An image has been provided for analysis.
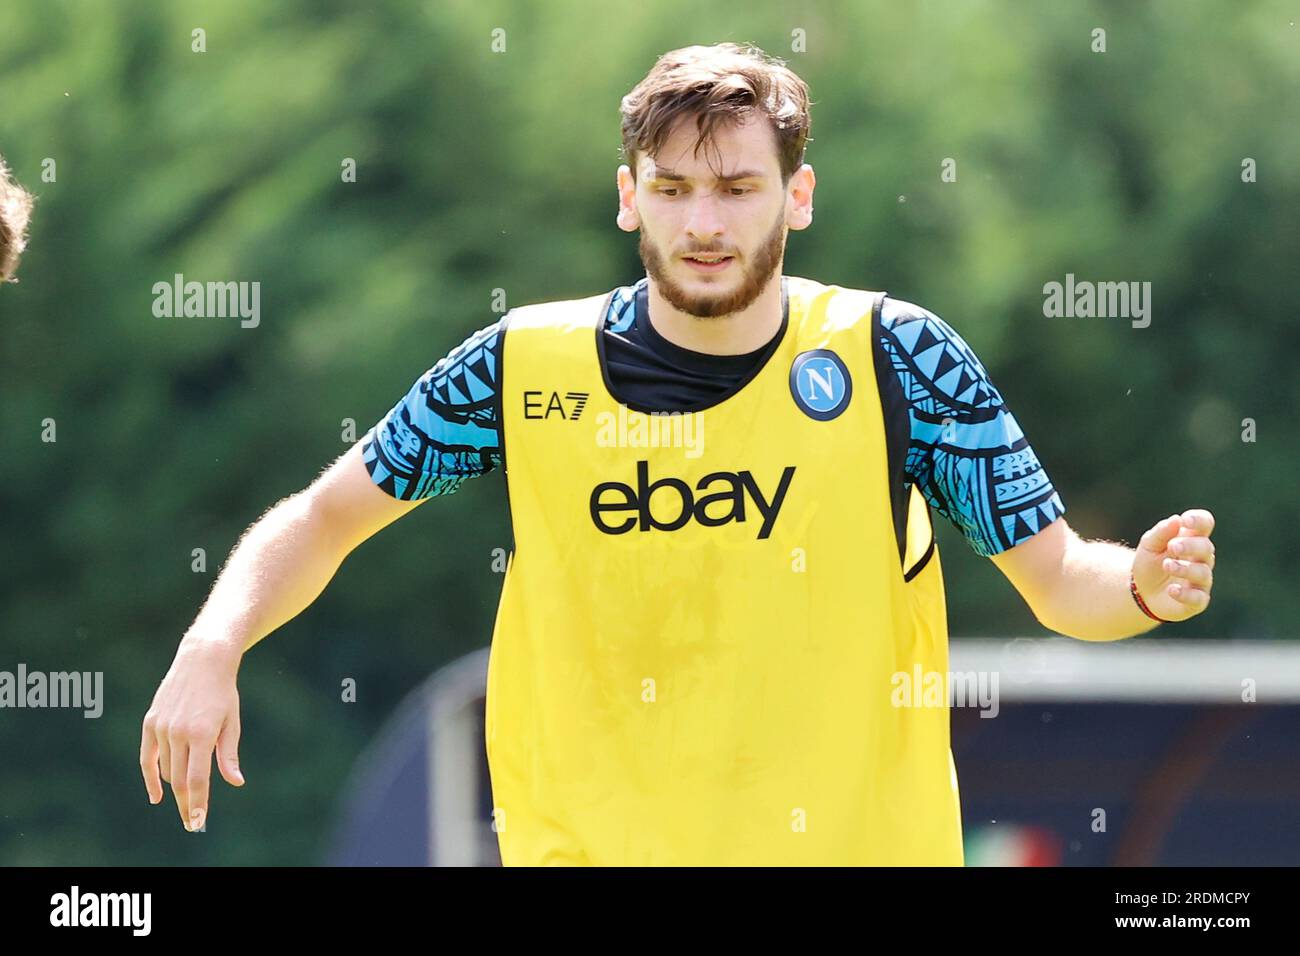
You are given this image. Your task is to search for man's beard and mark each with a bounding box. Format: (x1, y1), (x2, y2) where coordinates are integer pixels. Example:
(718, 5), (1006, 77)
(639, 206), (787, 319)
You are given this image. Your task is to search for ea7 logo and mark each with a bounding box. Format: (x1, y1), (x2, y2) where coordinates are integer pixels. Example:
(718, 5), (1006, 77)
(524, 390), (590, 420)
(590, 460), (796, 539)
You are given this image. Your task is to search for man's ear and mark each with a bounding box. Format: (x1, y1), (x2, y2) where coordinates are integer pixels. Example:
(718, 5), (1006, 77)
(786, 164), (815, 231)
(616, 164), (640, 232)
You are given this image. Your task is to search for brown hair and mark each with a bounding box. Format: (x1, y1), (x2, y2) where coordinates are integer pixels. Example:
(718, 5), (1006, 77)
(0, 156), (36, 283)
(620, 42), (813, 187)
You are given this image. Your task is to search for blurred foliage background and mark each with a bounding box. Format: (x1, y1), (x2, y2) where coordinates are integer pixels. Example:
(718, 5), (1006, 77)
(1, 0), (1296, 864)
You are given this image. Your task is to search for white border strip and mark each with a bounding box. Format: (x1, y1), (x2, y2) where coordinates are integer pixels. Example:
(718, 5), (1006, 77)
(949, 638), (1300, 703)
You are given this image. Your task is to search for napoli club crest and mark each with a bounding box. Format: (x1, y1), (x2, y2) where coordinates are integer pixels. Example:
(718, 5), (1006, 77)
(789, 349), (853, 420)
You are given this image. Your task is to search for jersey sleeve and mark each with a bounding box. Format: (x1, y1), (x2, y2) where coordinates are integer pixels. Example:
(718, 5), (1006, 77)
(879, 296), (1066, 557)
(361, 317), (505, 500)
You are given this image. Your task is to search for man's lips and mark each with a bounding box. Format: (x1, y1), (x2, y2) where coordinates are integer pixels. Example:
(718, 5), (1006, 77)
(681, 254), (735, 272)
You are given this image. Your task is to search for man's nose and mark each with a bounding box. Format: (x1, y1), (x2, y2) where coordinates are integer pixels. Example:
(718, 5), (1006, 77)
(684, 194), (726, 244)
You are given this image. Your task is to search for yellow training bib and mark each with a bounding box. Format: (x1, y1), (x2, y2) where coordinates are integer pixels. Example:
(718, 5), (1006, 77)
(485, 275), (963, 865)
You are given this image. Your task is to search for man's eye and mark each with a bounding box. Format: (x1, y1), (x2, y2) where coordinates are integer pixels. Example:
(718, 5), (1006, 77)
(656, 186), (749, 196)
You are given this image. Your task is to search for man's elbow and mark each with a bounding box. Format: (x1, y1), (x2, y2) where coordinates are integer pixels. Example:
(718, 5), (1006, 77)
(1027, 597), (1078, 639)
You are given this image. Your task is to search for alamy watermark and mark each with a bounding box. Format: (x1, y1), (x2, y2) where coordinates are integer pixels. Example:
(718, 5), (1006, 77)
(595, 405), (705, 458)
(0, 664), (103, 718)
(890, 665), (1000, 718)
(1043, 273), (1151, 328)
(50, 886), (150, 936)
(152, 273), (260, 328)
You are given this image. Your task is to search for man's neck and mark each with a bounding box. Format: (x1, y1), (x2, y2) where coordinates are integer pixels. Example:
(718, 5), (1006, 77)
(645, 274), (785, 356)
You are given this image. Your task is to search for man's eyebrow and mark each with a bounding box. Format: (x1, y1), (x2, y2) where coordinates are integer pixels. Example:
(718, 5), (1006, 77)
(650, 166), (765, 182)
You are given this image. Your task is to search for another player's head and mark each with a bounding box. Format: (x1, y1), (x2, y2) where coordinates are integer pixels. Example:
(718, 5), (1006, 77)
(616, 42), (814, 318)
(0, 155), (36, 285)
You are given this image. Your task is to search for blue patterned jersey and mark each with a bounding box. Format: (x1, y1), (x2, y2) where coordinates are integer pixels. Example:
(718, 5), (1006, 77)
(362, 277), (1065, 557)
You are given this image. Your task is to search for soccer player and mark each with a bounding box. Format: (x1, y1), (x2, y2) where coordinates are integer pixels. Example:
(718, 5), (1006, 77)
(0, 154), (35, 285)
(140, 42), (1216, 864)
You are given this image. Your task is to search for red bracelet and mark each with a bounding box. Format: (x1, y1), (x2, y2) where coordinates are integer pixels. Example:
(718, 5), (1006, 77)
(1130, 572), (1173, 623)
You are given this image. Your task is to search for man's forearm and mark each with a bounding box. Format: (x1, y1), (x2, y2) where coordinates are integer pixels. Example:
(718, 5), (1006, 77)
(184, 492), (350, 656)
(1037, 534), (1160, 641)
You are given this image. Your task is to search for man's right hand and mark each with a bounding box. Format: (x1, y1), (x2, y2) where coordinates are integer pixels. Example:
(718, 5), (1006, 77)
(140, 637), (245, 832)
(137, 441), (429, 833)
